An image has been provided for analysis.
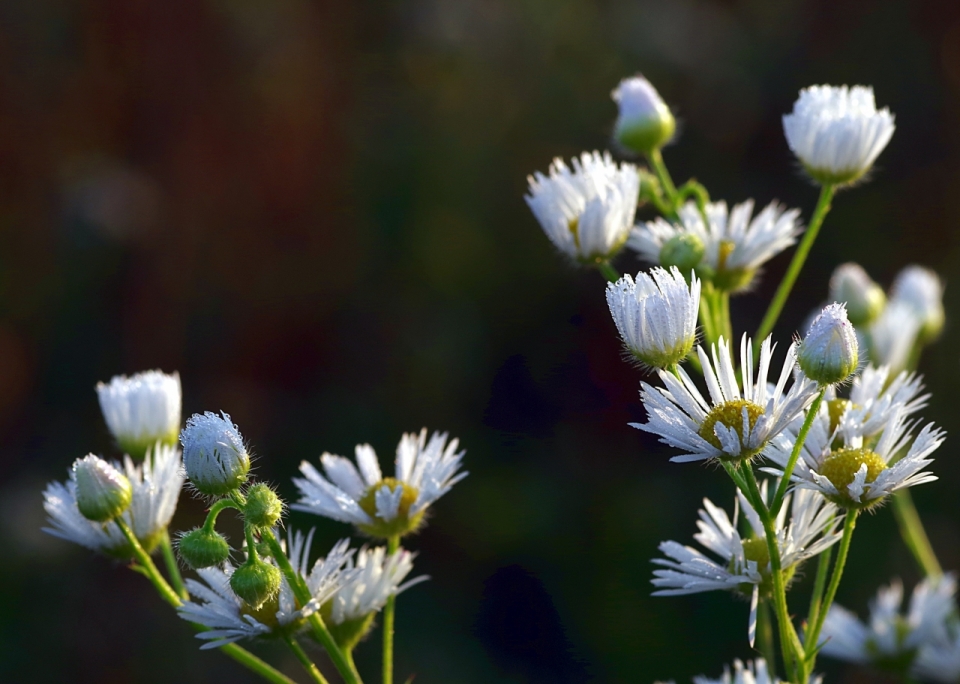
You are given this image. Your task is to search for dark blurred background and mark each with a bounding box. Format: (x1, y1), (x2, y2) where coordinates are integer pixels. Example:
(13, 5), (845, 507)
(2, 0), (960, 682)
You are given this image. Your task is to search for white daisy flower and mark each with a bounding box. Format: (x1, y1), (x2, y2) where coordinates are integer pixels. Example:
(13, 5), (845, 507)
(915, 631), (960, 683)
(180, 411), (251, 496)
(322, 546), (428, 650)
(96, 370), (181, 459)
(628, 199), (802, 292)
(891, 265), (944, 343)
(178, 530), (354, 649)
(293, 428), (467, 539)
(782, 85), (895, 186)
(611, 75), (676, 155)
(636, 334), (819, 462)
(525, 151), (640, 263)
(765, 404), (943, 509)
(819, 574), (957, 675)
(652, 482), (841, 645)
(43, 443), (185, 557)
(844, 364), (928, 438)
(691, 658), (821, 684)
(867, 298), (923, 374)
(829, 263), (885, 326)
(605, 266), (700, 369)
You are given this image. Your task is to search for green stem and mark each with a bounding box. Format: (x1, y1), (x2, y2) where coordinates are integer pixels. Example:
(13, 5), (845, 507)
(383, 535), (400, 684)
(205, 498), (242, 531)
(718, 290), (732, 342)
(159, 529), (189, 600)
(755, 184), (836, 353)
(647, 149), (678, 206)
(263, 530), (363, 684)
(892, 489), (942, 578)
(699, 289), (718, 347)
(805, 511), (858, 664)
(597, 261), (620, 283)
(756, 599), (776, 673)
(771, 389), (826, 516)
(116, 519), (295, 684)
(720, 461), (748, 497)
(805, 545), (833, 641)
(741, 467), (804, 678)
(285, 635), (330, 684)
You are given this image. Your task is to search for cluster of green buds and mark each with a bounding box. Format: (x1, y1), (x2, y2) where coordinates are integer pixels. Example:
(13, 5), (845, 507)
(177, 412), (285, 609)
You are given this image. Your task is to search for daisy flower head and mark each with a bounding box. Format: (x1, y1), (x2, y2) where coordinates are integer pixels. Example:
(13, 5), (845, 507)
(783, 85), (895, 186)
(628, 199), (802, 293)
(43, 443), (186, 558)
(829, 262), (885, 327)
(636, 334), (819, 463)
(323, 546), (427, 651)
(293, 428), (467, 539)
(96, 370), (181, 459)
(765, 403), (943, 510)
(914, 630), (960, 683)
(797, 302), (859, 386)
(891, 265), (944, 343)
(819, 574), (957, 676)
(178, 530), (355, 649)
(611, 75), (676, 156)
(524, 151), (640, 264)
(605, 266), (700, 370)
(180, 411), (251, 497)
(652, 481), (841, 646)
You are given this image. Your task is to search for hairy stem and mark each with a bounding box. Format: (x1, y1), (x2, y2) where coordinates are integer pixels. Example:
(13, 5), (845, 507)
(805, 511), (858, 666)
(771, 389), (826, 516)
(597, 261), (620, 283)
(158, 529), (189, 600)
(285, 635), (330, 684)
(383, 535), (401, 684)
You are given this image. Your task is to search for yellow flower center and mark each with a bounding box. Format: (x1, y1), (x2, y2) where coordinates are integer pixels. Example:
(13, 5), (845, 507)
(713, 239), (756, 292)
(356, 478), (425, 539)
(730, 537), (796, 598)
(698, 399), (765, 460)
(818, 447), (888, 508)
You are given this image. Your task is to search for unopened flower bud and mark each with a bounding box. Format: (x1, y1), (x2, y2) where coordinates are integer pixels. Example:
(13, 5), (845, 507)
(96, 370), (182, 460)
(659, 233), (705, 273)
(178, 527), (231, 569)
(829, 263), (885, 326)
(798, 303), (859, 385)
(180, 412), (251, 496)
(73, 455), (133, 522)
(891, 265), (944, 344)
(612, 76), (676, 156)
(230, 556), (281, 609)
(244, 483), (283, 529)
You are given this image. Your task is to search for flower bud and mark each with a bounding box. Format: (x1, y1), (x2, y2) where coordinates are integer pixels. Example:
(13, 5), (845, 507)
(612, 76), (676, 156)
(180, 412), (251, 496)
(829, 263), (885, 327)
(658, 233), (704, 273)
(798, 303), (859, 385)
(178, 527), (231, 569)
(891, 265), (944, 344)
(73, 455), (133, 523)
(244, 483), (283, 529)
(230, 556), (281, 609)
(96, 370), (181, 460)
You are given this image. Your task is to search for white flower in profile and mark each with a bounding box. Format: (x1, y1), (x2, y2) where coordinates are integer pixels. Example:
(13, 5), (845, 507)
(765, 404), (943, 510)
(293, 429), (467, 539)
(636, 334), (818, 462)
(652, 482), (841, 646)
(691, 658), (820, 684)
(915, 631), (960, 683)
(178, 531), (354, 649)
(891, 265), (944, 343)
(844, 364), (928, 438)
(96, 370), (181, 459)
(180, 411), (251, 496)
(43, 443), (185, 557)
(611, 75), (676, 155)
(525, 151), (640, 263)
(867, 298), (923, 373)
(628, 200), (801, 292)
(783, 85), (895, 186)
(818, 575), (957, 675)
(797, 303), (859, 386)
(605, 266), (700, 369)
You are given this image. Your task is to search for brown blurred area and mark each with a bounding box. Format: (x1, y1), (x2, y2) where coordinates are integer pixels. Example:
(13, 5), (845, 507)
(4, 0), (960, 682)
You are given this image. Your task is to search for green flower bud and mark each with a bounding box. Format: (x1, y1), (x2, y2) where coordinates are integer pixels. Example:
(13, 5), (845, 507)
(659, 233), (705, 274)
(244, 483), (283, 529)
(178, 527), (231, 569)
(73, 455), (133, 523)
(612, 76), (676, 156)
(798, 303), (859, 386)
(231, 556), (282, 609)
(829, 263), (885, 327)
